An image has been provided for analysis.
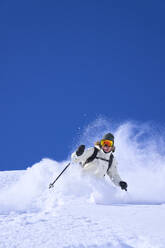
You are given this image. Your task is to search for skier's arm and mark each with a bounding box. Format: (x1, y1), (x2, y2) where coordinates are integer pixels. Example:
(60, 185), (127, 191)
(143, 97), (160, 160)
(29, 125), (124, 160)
(71, 146), (95, 166)
(107, 158), (122, 187)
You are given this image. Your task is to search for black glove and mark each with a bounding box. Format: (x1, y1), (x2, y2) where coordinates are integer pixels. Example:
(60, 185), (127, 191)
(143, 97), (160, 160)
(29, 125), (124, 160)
(76, 145), (85, 156)
(119, 181), (128, 191)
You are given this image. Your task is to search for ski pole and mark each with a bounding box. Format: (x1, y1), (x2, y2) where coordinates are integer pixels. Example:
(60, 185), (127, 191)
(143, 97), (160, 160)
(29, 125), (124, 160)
(49, 162), (71, 189)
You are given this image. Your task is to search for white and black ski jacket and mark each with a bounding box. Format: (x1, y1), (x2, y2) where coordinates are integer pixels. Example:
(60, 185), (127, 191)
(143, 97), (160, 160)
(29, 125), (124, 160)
(71, 145), (123, 187)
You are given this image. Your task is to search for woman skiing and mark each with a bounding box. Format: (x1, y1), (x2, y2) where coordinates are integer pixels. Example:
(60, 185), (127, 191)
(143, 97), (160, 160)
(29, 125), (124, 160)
(71, 133), (128, 191)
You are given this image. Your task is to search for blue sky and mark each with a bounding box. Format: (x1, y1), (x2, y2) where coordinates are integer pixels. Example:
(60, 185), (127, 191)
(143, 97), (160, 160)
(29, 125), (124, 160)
(0, 0), (165, 170)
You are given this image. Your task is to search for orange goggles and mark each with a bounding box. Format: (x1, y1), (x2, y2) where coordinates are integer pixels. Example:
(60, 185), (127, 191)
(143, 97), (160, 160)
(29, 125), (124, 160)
(101, 139), (114, 147)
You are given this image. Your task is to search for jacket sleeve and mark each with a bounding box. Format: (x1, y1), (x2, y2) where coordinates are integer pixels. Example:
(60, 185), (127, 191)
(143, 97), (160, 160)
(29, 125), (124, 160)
(107, 157), (122, 186)
(71, 147), (95, 166)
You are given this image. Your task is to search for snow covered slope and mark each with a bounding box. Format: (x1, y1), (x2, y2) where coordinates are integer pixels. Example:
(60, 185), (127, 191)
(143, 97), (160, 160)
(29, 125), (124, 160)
(0, 121), (165, 248)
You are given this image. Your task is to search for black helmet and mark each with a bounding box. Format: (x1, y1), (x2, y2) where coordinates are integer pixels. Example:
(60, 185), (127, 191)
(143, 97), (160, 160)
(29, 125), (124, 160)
(102, 133), (114, 143)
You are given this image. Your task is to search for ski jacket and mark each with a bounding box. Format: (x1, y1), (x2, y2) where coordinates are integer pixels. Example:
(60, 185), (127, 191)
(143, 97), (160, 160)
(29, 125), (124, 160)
(71, 145), (122, 187)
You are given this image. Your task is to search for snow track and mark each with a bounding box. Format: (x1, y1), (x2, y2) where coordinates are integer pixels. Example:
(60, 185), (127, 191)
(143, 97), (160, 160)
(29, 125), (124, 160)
(0, 198), (165, 248)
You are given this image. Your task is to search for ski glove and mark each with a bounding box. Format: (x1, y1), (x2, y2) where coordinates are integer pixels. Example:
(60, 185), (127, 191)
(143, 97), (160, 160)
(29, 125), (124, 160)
(76, 145), (85, 156)
(119, 181), (128, 191)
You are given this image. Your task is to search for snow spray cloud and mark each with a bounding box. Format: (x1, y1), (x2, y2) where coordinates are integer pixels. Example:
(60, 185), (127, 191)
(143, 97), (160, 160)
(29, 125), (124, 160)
(76, 118), (165, 204)
(0, 159), (70, 214)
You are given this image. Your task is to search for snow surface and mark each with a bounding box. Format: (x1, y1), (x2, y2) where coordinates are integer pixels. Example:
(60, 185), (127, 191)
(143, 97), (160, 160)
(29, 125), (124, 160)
(0, 121), (165, 248)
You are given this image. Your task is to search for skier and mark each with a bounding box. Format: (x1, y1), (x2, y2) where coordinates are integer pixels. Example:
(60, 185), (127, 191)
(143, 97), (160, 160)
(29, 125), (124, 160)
(71, 133), (128, 191)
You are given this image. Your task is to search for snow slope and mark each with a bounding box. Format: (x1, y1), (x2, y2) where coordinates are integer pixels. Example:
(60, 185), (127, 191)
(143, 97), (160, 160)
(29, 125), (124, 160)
(0, 121), (165, 248)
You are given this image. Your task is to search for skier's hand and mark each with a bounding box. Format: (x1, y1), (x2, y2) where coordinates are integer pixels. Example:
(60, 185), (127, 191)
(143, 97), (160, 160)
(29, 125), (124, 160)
(76, 145), (85, 156)
(119, 181), (128, 191)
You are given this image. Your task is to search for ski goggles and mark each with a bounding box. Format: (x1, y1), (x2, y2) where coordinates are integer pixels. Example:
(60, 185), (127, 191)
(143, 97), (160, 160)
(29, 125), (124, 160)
(101, 139), (114, 147)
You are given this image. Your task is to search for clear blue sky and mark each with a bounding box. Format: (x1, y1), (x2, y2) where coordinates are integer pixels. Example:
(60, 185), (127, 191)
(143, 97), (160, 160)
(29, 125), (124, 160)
(0, 0), (165, 170)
